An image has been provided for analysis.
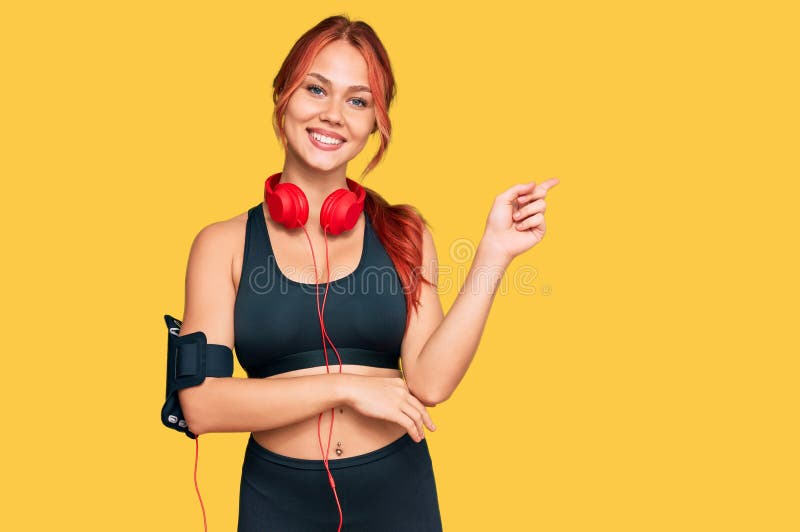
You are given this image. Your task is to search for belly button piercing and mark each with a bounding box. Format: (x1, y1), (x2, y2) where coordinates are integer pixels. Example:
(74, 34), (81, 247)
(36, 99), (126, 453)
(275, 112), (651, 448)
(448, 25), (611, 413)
(336, 441), (343, 456)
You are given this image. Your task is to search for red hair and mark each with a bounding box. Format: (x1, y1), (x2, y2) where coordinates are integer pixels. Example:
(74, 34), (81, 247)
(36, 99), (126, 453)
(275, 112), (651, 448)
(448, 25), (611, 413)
(271, 15), (434, 330)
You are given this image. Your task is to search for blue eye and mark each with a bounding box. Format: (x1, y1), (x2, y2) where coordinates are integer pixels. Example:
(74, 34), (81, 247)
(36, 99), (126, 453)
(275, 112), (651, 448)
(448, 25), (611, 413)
(306, 84), (369, 108)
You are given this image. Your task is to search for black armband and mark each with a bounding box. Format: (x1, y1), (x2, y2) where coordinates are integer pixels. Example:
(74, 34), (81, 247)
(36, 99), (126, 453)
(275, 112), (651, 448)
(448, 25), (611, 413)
(161, 314), (234, 439)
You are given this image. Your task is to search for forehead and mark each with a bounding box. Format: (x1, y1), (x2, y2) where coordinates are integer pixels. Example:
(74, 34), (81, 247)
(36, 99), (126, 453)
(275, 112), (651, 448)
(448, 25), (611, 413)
(307, 40), (370, 87)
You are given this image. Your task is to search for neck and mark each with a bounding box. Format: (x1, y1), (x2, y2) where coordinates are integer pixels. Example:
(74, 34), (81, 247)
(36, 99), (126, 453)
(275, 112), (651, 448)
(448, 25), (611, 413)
(280, 152), (349, 206)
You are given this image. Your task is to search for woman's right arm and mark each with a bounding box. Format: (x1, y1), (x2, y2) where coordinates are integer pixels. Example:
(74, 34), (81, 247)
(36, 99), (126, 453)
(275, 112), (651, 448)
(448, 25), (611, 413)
(175, 220), (350, 436)
(182, 373), (352, 436)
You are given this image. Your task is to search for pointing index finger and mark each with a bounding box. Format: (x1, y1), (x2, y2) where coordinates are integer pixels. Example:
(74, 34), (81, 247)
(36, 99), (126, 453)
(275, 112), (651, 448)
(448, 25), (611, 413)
(532, 177), (560, 197)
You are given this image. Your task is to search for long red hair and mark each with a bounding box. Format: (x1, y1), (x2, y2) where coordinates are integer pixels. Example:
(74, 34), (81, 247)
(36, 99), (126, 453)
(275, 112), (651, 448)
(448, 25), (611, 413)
(271, 15), (434, 330)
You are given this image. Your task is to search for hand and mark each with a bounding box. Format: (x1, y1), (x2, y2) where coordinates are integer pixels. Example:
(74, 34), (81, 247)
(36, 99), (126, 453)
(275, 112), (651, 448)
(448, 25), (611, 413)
(482, 178), (560, 262)
(345, 375), (437, 442)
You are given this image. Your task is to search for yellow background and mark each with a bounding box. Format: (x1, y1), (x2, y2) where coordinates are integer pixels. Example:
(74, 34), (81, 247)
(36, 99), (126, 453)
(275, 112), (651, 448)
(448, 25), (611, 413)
(2, 1), (798, 530)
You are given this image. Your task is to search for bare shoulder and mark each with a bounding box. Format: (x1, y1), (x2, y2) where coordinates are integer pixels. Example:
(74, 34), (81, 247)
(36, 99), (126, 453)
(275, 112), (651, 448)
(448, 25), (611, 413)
(189, 208), (249, 256)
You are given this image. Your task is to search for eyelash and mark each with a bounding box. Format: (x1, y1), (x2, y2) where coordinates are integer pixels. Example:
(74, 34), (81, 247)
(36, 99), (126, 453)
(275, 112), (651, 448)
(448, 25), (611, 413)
(306, 83), (369, 108)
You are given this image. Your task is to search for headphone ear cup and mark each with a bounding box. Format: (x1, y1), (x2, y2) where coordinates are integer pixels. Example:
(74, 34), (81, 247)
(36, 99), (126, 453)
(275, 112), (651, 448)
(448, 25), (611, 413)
(321, 189), (361, 236)
(288, 184), (309, 228)
(268, 182), (309, 229)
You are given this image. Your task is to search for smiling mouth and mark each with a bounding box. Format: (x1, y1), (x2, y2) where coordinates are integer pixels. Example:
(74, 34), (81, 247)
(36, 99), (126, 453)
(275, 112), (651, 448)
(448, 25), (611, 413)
(307, 129), (345, 150)
(308, 130), (344, 146)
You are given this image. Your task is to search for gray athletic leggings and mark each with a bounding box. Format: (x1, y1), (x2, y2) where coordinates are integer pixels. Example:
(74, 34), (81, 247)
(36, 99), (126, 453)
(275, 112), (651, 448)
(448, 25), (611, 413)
(238, 432), (443, 531)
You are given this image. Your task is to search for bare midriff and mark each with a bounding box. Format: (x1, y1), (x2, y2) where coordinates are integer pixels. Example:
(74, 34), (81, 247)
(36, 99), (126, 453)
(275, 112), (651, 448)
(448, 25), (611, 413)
(252, 365), (409, 460)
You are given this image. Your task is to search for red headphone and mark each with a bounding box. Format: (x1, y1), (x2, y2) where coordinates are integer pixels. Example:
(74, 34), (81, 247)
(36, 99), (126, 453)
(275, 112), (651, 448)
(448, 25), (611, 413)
(264, 170), (366, 532)
(264, 171), (365, 235)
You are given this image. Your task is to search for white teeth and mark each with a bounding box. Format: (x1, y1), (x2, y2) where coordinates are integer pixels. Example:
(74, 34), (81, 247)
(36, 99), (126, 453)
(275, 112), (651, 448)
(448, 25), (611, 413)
(310, 131), (343, 145)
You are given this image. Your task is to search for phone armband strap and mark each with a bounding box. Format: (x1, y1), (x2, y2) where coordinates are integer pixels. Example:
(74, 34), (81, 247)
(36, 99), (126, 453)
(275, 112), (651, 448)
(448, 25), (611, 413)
(161, 314), (234, 439)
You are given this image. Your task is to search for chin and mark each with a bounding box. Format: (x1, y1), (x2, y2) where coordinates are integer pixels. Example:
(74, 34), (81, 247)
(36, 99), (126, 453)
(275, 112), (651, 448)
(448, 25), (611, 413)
(302, 144), (357, 171)
(303, 151), (347, 172)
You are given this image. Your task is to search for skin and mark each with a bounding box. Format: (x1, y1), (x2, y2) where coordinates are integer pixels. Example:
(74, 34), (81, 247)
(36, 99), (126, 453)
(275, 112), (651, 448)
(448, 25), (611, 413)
(178, 39), (560, 461)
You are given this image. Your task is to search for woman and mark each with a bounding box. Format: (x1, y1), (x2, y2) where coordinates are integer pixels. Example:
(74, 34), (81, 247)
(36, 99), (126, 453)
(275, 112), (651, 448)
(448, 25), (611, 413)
(177, 15), (559, 531)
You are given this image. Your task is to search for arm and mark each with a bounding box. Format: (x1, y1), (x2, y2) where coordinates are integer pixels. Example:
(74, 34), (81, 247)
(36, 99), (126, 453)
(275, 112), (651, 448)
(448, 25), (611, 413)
(403, 180), (558, 404)
(175, 220), (350, 436)
(402, 226), (510, 406)
(181, 373), (351, 436)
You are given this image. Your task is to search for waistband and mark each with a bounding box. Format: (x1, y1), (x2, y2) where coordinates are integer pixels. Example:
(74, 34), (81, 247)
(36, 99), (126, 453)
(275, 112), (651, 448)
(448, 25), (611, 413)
(245, 432), (416, 471)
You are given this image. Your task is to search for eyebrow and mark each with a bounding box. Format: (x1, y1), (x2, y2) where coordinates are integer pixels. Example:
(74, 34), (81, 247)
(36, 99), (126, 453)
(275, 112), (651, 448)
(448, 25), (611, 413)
(307, 72), (371, 93)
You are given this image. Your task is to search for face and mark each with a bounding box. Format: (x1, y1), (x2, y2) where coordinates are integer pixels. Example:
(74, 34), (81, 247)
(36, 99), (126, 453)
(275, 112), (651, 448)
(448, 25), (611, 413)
(283, 40), (377, 173)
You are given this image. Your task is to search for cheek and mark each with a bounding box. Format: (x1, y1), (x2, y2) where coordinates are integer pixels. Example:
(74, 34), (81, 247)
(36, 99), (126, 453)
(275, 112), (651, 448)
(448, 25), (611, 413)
(347, 126), (372, 151)
(285, 106), (310, 126)
(285, 95), (318, 123)
(351, 113), (377, 138)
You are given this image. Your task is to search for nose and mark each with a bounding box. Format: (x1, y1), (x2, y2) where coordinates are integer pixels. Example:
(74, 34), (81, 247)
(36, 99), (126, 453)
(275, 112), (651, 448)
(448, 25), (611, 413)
(320, 99), (343, 126)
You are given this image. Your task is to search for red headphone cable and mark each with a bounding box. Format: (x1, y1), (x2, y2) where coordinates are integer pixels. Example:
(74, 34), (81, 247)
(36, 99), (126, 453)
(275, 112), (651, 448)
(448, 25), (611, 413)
(189, 435), (208, 532)
(301, 224), (345, 532)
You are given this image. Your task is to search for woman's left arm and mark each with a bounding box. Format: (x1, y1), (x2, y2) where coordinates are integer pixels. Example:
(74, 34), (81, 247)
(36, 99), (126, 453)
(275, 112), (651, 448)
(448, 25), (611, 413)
(402, 178), (560, 406)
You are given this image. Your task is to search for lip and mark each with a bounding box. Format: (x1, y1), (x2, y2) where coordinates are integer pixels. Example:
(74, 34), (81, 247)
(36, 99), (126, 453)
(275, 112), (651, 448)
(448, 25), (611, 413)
(307, 127), (346, 141)
(307, 128), (345, 151)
